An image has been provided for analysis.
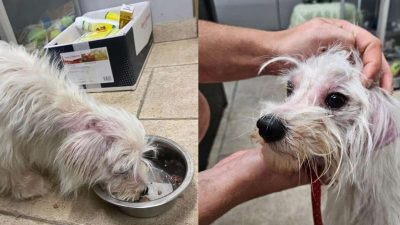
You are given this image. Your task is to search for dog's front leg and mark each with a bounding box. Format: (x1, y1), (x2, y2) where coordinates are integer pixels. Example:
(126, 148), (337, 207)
(0, 168), (51, 199)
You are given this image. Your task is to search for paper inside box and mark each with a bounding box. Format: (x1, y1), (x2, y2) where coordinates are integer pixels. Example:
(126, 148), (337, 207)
(46, 2), (148, 47)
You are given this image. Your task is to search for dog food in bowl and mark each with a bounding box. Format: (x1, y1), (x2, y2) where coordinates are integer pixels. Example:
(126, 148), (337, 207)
(136, 156), (185, 202)
(93, 135), (193, 217)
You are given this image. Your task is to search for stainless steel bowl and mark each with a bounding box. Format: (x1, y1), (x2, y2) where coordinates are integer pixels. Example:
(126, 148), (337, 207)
(93, 135), (194, 218)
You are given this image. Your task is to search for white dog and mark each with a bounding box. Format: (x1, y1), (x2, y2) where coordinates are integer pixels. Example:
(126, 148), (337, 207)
(0, 42), (157, 201)
(256, 47), (400, 225)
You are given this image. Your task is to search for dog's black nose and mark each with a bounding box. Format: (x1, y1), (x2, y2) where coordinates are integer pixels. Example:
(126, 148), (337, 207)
(257, 114), (287, 143)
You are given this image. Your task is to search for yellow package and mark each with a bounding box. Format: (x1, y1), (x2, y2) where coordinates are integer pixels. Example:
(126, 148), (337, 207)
(76, 29), (113, 42)
(119, 4), (134, 28)
(107, 29), (120, 37)
(105, 11), (120, 22)
(84, 22), (114, 32)
(75, 17), (116, 32)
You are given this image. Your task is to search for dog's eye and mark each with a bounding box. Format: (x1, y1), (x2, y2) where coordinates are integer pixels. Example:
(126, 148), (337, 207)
(325, 92), (348, 109)
(287, 81), (294, 96)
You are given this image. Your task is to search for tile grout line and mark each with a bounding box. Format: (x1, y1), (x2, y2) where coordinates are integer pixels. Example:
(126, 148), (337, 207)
(138, 61), (198, 119)
(216, 81), (239, 159)
(136, 68), (154, 118)
(0, 209), (78, 225)
(145, 62), (198, 70)
(153, 36), (197, 44)
(153, 37), (197, 45)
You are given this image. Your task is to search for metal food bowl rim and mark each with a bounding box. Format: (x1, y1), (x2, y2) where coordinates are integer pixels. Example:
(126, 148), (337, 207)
(93, 135), (194, 209)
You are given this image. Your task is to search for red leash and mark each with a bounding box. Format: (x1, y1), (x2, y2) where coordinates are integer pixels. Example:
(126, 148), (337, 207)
(311, 171), (323, 225)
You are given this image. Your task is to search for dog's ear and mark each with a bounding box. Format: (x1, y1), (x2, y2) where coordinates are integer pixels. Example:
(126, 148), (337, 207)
(336, 49), (358, 66)
(368, 88), (398, 150)
(57, 117), (116, 180)
(345, 51), (356, 65)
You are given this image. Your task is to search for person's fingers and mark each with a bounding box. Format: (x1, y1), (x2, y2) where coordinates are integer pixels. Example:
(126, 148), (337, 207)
(315, 19), (355, 49)
(329, 26), (355, 49)
(281, 18), (356, 57)
(330, 20), (393, 91)
(328, 19), (383, 84)
(380, 55), (393, 92)
(360, 42), (383, 87)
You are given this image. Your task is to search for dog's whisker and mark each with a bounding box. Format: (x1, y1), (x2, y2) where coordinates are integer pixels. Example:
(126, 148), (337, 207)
(227, 129), (257, 142)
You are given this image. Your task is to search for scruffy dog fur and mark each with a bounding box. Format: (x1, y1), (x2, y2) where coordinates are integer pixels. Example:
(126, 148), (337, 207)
(256, 47), (400, 225)
(0, 42), (155, 201)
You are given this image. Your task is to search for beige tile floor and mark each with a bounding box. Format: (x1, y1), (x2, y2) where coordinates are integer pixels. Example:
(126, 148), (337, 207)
(0, 215), (49, 225)
(208, 76), (400, 225)
(153, 19), (197, 43)
(0, 38), (198, 225)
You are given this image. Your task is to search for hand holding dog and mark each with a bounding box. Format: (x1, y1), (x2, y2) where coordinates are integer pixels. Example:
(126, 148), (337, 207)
(200, 18), (392, 91)
(276, 18), (392, 91)
(199, 148), (309, 225)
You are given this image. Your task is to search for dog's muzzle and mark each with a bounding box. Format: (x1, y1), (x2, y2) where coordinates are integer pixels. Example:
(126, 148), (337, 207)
(257, 114), (287, 143)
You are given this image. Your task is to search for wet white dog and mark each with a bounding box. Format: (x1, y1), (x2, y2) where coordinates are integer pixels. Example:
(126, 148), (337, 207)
(256, 47), (400, 225)
(0, 42), (157, 201)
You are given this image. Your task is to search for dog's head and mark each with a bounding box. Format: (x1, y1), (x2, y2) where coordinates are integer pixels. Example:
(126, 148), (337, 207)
(256, 47), (398, 185)
(57, 104), (162, 201)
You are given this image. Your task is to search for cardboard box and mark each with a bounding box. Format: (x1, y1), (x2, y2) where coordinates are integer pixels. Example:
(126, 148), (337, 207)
(45, 1), (152, 92)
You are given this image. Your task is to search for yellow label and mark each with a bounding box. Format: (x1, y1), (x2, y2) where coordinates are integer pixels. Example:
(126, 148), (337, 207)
(105, 11), (120, 22)
(83, 22), (114, 32)
(77, 29), (113, 42)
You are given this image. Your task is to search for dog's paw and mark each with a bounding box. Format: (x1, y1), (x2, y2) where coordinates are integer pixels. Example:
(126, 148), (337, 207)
(12, 172), (52, 199)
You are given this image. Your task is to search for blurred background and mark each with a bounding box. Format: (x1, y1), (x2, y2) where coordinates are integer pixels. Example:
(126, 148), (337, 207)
(199, 0), (400, 224)
(0, 0), (194, 51)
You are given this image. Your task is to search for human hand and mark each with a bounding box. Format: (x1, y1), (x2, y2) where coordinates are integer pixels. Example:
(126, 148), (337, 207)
(211, 148), (308, 200)
(199, 148), (308, 225)
(277, 18), (392, 92)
